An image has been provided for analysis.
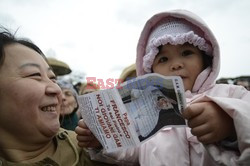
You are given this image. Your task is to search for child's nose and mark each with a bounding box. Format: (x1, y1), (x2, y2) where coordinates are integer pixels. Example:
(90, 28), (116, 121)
(170, 61), (184, 71)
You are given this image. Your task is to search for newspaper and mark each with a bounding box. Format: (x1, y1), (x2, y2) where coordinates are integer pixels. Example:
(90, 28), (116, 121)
(77, 73), (186, 152)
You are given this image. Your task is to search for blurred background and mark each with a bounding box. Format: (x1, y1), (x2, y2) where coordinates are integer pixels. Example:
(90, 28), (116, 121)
(1, 0), (249, 90)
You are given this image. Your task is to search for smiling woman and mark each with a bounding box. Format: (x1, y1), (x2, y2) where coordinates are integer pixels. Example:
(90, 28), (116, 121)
(0, 27), (116, 166)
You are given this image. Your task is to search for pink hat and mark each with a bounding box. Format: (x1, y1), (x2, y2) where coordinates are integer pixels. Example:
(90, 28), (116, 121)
(136, 9), (219, 78)
(143, 17), (212, 73)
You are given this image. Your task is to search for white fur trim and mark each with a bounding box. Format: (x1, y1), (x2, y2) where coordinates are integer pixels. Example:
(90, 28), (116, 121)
(143, 31), (212, 73)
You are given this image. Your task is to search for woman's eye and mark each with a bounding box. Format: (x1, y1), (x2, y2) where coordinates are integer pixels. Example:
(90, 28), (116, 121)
(49, 76), (57, 83)
(64, 91), (74, 97)
(25, 73), (42, 80)
(158, 56), (168, 63)
(26, 73), (41, 77)
(182, 50), (193, 56)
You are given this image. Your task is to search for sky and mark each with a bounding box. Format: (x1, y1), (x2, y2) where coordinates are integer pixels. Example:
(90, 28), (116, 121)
(1, 0), (250, 83)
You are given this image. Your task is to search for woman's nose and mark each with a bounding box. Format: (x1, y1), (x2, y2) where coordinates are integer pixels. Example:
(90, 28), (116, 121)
(46, 82), (62, 97)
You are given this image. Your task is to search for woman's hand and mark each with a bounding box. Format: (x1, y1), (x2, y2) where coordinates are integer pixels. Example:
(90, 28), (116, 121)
(75, 119), (102, 148)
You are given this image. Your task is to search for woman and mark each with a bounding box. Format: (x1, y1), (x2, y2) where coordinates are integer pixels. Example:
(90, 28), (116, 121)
(0, 28), (115, 166)
(58, 80), (79, 131)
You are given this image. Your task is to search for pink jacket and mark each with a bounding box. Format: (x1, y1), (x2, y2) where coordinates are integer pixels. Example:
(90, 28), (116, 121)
(90, 10), (250, 166)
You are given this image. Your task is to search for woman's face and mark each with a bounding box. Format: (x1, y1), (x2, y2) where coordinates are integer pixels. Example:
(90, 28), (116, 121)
(0, 43), (62, 140)
(60, 88), (77, 116)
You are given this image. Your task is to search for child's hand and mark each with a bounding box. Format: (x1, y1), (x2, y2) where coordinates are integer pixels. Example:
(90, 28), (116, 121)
(182, 101), (235, 144)
(75, 119), (102, 148)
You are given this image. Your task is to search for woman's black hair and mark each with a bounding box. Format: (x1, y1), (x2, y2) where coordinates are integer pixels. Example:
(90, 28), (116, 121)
(0, 26), (46, 67)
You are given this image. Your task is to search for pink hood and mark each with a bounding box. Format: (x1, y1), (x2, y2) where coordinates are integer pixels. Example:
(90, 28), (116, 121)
(136, 9), (220, 93)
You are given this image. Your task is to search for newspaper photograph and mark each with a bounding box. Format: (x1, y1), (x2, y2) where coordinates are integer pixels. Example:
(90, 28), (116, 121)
(77, 73), (186, 152)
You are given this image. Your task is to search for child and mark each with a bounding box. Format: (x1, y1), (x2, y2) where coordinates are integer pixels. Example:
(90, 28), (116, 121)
(76, 9), (250, 165)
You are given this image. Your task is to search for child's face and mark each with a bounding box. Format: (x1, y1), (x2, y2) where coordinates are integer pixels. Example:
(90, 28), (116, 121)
(152, 43), (204, 91)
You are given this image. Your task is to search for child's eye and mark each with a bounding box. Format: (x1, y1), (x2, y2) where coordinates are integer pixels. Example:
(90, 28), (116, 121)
(182, 50), (193, 56)
(158, 56), (168, 63)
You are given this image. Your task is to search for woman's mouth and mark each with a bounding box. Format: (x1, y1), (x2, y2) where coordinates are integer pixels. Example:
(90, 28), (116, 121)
(41, 105), (57, 112)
